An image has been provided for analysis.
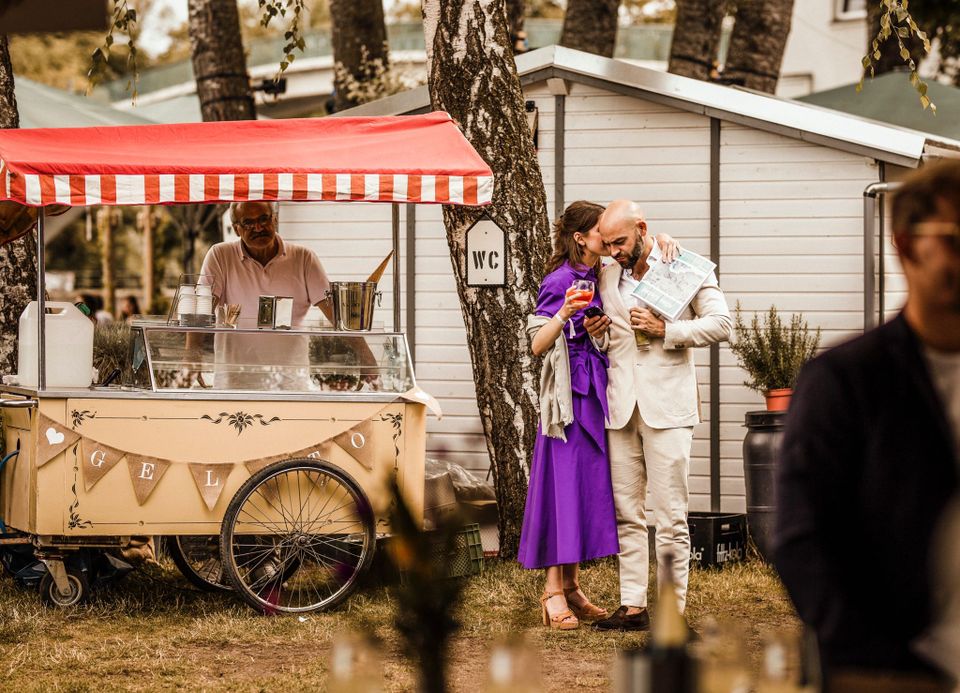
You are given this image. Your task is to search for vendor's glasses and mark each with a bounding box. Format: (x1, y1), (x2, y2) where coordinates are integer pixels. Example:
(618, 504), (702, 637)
(911, 222), (960, 251)
(236, 214), (275, 230)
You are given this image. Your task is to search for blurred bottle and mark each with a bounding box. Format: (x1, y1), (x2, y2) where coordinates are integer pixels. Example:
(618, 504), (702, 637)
(484, 640), (541, 693)
(692, 617), (751, 693)
(328, 632), (383, 693)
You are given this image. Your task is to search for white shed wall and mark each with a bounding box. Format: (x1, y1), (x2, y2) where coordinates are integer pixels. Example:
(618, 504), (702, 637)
(279, 76), (909, 512)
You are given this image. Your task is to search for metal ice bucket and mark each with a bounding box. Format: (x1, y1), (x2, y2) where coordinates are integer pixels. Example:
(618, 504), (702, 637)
(328, 281), (381, 331)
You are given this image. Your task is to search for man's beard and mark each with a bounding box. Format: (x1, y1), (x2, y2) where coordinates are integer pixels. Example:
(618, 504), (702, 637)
(616, 241), (644, 269)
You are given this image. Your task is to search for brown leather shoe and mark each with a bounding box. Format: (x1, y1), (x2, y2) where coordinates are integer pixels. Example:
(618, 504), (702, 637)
(592, 605), (650, 631)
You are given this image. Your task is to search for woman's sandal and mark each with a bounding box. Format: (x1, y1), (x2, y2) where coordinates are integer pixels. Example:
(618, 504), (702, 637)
(563, 585), (609, 621)
(540, 590), (579, 630)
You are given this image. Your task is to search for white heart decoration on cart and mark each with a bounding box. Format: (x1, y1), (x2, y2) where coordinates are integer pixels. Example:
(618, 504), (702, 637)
(37, 416), (81, 467)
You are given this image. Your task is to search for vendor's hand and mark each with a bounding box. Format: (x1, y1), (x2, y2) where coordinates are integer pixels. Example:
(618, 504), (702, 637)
(584, 314), (611, 339)
(655, 234), (680, 263)
(629, 307), (666, 338)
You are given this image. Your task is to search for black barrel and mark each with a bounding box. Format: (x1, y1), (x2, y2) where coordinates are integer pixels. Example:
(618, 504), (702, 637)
(742, 410), (786, 560)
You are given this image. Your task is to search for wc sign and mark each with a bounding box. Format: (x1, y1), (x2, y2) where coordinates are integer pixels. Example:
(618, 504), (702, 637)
(465, 217), (506, 287)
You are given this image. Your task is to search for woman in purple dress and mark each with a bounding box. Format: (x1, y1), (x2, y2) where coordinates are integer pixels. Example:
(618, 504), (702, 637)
(518, 201), (619, 630)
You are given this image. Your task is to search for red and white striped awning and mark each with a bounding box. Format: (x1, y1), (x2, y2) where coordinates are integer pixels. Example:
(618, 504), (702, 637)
(0, 112), (494, 207)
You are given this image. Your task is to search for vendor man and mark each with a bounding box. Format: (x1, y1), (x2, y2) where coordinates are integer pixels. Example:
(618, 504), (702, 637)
(194, 200), (340, 389)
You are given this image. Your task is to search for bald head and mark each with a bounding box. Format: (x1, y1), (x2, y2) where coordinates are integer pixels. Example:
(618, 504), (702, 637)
(599, 199), (650, 271)
(599, 200), (645, 236)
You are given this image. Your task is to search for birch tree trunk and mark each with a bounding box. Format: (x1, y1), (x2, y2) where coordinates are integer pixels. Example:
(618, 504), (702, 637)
(330, 0), (389, 111)
(723, 0), (794, 93)
(423, 0), (551, 560)
(187, 0), (256, 122)
(560, 0), (620, 58)
(668, 0), (727, 80)
(0, 36), (37, 376)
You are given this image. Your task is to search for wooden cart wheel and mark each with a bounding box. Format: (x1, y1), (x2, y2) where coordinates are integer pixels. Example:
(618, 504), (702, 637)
(220, 458), (375, 614)
(168, 536), (231, 592)
(39, 566), (89, 607)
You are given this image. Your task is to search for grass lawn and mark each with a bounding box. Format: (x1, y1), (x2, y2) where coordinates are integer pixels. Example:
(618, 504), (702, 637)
(0, 553), (800, 691)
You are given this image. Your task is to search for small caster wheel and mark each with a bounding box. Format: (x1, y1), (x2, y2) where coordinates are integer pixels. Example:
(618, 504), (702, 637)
(39, 566), (89, 607)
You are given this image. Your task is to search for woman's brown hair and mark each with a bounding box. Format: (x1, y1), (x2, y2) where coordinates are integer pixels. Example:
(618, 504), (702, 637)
(544, 200), (605, 275)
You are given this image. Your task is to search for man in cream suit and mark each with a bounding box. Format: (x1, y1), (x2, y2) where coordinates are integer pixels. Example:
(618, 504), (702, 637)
(588, 200), (731, 631)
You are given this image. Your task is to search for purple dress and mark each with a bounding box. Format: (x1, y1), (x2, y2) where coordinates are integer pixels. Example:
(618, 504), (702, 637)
(517, 262), (620, 569)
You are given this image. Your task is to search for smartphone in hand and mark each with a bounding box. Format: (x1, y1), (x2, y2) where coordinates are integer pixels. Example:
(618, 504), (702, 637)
(584, 306), (604, 319)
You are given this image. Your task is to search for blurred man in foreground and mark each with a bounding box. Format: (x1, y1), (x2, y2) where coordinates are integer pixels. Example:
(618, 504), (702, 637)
(774, 161), (960, 686)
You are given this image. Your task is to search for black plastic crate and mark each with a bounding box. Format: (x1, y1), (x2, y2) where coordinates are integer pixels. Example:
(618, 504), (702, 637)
(688, 512), (747, 568)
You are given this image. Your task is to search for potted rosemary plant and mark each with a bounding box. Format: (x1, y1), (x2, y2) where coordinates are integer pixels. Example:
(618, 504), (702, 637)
(729, 304), (820, 411)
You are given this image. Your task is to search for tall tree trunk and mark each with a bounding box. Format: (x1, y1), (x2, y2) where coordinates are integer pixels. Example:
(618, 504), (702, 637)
(723, 0), (794, 93)
(187, 0), (256, 122)
(867, 0), (926, 77)
(668, 0), (727, 80)
(560, 0), (620, 58)
(423, 0), (551, 561)
(330, 0), (389, 112)
(0, 36), (37, 376)
(505, 0), (527, 53)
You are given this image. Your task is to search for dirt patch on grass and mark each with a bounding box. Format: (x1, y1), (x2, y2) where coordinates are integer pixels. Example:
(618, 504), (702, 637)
(0, 557), (799, 691)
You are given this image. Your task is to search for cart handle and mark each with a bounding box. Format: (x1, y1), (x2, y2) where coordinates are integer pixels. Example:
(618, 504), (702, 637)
(0, 398), (37, 408)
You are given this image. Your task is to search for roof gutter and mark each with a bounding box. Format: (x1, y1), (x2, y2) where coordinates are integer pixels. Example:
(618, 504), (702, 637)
(863, 179), (900, 331)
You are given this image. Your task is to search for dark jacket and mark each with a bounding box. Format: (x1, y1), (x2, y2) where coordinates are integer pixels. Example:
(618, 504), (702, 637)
(774, 313), (958, 674)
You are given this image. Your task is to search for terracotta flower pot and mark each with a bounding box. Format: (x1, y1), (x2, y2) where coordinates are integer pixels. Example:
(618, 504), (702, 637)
(764, 388), (792, 412)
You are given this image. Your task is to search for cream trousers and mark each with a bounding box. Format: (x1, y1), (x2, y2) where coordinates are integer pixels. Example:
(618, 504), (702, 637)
(608, 405), (693, 612)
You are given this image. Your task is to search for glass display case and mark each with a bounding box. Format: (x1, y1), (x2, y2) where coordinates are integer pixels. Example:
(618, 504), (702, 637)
(129, 322), (415, 394)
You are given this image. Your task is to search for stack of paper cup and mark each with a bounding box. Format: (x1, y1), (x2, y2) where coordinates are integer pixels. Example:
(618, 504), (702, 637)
(195, 283), (214, 315)
(178, 285), (197, 317)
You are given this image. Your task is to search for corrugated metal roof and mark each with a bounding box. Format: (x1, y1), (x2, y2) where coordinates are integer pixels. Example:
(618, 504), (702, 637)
(338, 45), (928, 168)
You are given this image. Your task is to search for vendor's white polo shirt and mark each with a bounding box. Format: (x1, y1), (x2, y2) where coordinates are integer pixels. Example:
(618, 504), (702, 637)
(199, 238), (330, 389)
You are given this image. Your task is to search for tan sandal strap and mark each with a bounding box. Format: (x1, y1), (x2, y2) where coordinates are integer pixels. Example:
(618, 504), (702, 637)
(550, 609), (576, 624)
(540, 590), (564, 602)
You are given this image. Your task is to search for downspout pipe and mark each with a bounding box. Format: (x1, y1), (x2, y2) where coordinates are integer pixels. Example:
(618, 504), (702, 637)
(863, 181), (900, 331)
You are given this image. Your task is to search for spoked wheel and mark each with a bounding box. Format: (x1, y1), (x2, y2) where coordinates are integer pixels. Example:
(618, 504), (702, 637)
(168, 536), (231, 592)
(220, 458), (375, 614)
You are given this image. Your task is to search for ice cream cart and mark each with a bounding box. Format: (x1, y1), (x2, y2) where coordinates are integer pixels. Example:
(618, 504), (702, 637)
(0, 113), (493, 612)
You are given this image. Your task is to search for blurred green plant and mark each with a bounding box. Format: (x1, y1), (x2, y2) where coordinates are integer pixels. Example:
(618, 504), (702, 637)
(729, 303), (820, 393)
(93, 321), (133, 385)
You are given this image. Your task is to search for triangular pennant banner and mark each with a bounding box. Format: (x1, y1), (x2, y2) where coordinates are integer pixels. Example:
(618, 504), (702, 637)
(188, 463), (232, 511)
(126, 454), (171, 505)
(245, 453), (288, 477)
(291, 440), (335, 462)
(80, 438), (126, 491)
(37, 415), (81, 467)
(334, 421), (377, 471)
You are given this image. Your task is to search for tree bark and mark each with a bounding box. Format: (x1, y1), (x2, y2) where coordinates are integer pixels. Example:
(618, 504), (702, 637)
(0, 36), (37, 376)
(330, 0), (389, 112)
(723, 0), (794, 93)
(560, 0), (620, 59)
(668, 0), (727, 81)
(423, 0), (551, 561)
(505, 0), (527, 53)
(187, 0), (256, 122)
(867, 0), (926, 77)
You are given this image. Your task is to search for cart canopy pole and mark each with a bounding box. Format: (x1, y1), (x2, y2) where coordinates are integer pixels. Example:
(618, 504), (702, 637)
(392, 204), (401, 332)
(36, 209), (45, 391)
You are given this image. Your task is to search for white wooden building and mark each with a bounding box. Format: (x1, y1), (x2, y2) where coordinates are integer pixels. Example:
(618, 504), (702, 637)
(278, 46), (958, 513)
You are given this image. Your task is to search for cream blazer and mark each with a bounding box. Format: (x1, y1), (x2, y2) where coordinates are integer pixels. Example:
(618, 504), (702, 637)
(598, 262), (732, 431)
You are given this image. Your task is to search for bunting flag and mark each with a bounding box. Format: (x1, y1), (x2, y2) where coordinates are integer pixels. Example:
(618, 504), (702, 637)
(80, 438), (126, 491)
(333, 421), (377, 471)
(34, 404), (403, 509)
(126, 454), (172, 505)
(37, 415), (80, 467)
(188, 463), (232, 511)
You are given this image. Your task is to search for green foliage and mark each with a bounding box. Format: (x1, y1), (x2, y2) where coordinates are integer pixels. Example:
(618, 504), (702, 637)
(859, 0), (935, 112)
(88, 0), (140, 99)
(729, 303), (820, 393)
(257, 0), (308, 77)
